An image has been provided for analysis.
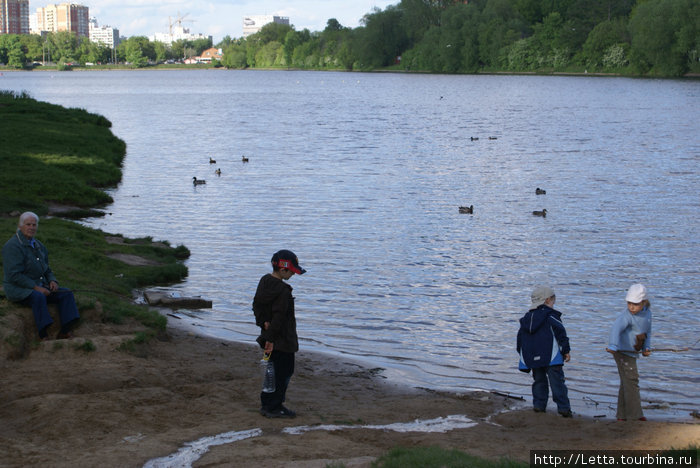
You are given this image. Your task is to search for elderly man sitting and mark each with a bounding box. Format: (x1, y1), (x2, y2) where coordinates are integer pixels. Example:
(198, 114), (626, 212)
(2, 212), (80, 340)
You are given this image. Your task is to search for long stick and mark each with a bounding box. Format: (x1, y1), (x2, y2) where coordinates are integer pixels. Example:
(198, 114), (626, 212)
(615, 347), (690, 353)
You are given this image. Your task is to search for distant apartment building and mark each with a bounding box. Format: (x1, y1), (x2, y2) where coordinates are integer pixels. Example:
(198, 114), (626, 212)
(242, 15), (289, 38)
(0, 0), (30, 35)
(89, 18), (119, 48)
(36, 3), (89, 38)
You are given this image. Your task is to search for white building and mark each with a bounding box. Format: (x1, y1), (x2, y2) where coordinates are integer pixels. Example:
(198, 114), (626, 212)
(89, 18), (119, 49)
(149, 24), (211, 46)
(242, 15), (289, 38)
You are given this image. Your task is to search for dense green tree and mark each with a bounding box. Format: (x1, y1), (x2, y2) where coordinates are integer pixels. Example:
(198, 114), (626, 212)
(3, 35), (26, 68)
(256, 22), (294, 44)
(399, 0), (442, 46)
(355, 6), (408, 69)
(153, 41), (168, 63)
(216, 35), (234, 49)
(582, 19), (629, 69)
(119, 36), (152, 67)
(292, 38), (321, 68)
(478, 0), (525, 68)
(221, 42), (247, 68)
(255, 41), (284, 67)
(629, 0), (699, 75)
(20, 34), (43, 62)
(284, 30), (302, 67)
(50, 31), (80, 63)
(170, 40), (185, 60)
(0, 36), (8, 64)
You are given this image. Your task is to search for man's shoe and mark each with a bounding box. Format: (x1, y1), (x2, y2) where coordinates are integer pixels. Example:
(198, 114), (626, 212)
(559, 410), (573, 418)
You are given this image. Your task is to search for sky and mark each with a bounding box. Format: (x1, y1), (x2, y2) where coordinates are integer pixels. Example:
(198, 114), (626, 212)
(30, 0), (398, 43)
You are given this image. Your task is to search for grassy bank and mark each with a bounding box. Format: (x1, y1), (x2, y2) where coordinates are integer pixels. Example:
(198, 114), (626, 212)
(0, 90), (188, 358)
(0, 90), (125, 216)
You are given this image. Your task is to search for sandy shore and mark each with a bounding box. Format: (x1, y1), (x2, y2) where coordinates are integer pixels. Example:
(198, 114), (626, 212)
(1, 313), (698, 468)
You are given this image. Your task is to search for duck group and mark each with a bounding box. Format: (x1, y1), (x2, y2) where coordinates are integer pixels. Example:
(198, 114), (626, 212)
(458, 188), (548, 218)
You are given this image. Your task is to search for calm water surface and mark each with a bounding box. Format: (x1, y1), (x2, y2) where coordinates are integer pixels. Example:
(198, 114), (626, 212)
(4, 70), (699, 419)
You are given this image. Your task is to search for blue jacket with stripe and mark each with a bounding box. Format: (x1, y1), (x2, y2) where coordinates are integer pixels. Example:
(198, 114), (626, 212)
(517, 305), (570, 371)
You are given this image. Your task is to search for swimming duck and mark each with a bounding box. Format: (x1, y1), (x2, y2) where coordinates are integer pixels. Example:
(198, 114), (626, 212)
(209, 157), (216, 164)
(535, 188), (546, 195)
(532, 209), (547, 217)
(215, 168), (221, 176)
(192, 177), (206, 185)
(470, 137), (479, 141)
(458, 205), (474, 214)
(241, 155), (249, 163)
(488, 136), (498, 140)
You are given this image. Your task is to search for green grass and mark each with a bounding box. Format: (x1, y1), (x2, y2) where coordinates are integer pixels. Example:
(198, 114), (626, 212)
(75, 339), (96, 352)
(371, 446), (527, 468)
(0, 91), (189, 353)
(0, 90), (126, 215)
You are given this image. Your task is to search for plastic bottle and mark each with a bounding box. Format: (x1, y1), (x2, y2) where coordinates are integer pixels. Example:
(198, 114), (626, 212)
(261, 353), (275, 393)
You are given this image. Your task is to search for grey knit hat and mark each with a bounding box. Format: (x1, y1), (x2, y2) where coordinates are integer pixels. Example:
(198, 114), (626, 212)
(531, 286), (555, 308)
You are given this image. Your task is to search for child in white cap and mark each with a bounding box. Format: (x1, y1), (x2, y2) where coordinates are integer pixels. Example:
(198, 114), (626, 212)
(606, 283), (652, 421)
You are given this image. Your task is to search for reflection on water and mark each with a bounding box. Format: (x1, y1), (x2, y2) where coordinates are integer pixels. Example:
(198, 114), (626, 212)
(5, 70), (699, 419)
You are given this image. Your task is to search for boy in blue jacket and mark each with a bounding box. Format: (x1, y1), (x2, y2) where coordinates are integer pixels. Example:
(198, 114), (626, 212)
(517, 286), (572, 417)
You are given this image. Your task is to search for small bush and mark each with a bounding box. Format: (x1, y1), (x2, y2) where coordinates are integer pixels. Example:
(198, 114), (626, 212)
(75, 340), (96, 352)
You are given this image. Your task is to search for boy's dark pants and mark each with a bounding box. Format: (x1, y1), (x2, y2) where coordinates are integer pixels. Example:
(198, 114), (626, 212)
(532, 365), (570, 413)
(260, 350), (295, 411)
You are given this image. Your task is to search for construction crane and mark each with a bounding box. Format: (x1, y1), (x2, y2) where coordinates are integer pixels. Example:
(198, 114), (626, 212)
(167, 12), (194, 35)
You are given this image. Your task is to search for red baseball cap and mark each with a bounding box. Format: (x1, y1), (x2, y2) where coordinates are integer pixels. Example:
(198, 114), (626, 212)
(271, 250), (306, 275)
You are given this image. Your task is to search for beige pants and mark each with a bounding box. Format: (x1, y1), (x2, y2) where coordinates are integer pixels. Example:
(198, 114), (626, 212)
(613, 352), (644, 420)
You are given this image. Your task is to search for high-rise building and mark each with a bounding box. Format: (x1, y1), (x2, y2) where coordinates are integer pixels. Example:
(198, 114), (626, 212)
(36, 3), (89, 37)
(89, 18), (119, 49)
(0, 0), (30, 35)
(242, 15), (289, 38)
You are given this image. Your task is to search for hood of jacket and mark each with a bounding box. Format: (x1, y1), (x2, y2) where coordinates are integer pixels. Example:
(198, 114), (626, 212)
(519, 305), (560, 335)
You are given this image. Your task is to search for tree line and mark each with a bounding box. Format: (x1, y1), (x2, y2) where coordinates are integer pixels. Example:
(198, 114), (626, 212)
(226, 0), (698, 76)
(2, 0), (698, 76)
(0, 31), (213, 68)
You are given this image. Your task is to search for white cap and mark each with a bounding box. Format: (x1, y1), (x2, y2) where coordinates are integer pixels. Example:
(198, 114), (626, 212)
(625, 284), (648, 303)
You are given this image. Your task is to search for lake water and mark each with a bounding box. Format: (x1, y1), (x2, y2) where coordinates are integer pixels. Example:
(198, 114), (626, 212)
(3, 70), (698, 420)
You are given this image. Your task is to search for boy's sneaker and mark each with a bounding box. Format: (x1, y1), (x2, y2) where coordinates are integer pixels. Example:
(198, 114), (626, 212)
(260, 406), (296, 419)
(559, 410), (573, 418)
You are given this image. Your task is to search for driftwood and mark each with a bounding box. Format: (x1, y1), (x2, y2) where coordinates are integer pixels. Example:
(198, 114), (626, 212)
(144, 291), (212, 309)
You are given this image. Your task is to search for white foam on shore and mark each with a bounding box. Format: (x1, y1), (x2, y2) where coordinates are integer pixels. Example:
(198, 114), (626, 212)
(143, 428), (262, 468)
(143, 415), (476, 467)
(283, 414), (476, 435)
